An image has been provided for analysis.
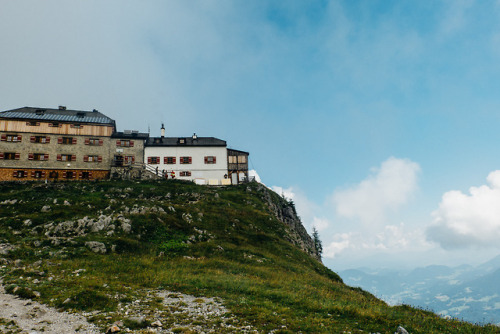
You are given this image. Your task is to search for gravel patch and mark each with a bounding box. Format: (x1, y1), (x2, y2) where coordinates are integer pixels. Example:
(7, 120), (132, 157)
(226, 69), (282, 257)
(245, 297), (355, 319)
(0, 282), (101, 334)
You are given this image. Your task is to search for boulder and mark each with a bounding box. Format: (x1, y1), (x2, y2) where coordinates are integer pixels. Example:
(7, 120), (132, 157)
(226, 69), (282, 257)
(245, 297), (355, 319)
(85, 241), (107, 254)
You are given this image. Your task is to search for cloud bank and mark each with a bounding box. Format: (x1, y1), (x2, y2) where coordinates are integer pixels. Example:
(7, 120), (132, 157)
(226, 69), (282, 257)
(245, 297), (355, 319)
(332, 157), (421, 225)
(427, 170), (500, 249)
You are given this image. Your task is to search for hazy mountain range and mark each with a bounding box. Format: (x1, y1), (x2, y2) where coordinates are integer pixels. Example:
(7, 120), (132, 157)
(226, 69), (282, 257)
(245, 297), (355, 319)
(339, 255), (500, 325)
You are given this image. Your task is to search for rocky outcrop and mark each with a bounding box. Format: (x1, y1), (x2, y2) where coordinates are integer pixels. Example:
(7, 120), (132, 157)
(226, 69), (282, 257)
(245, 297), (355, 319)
(255, 183), (321, 262)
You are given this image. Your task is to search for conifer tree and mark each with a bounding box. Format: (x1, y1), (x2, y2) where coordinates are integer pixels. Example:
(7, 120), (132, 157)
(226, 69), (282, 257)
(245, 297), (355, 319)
(312, 227), (323, 258)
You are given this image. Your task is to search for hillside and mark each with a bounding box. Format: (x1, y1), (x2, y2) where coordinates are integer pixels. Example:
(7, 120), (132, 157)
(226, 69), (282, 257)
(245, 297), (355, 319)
(0, 180), (498, 333)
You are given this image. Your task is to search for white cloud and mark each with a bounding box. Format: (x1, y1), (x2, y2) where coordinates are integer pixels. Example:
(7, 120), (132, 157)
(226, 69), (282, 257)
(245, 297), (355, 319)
(332, 157), (420, 225)
(248, 169), (262, 183)
(323, 223), (429, 259)
(427, 170), (500, 249)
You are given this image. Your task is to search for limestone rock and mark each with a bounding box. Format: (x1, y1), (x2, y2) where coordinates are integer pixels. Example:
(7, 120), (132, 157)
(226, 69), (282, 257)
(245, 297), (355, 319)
(395, 326), (409, 334)
(85, 241), (107, 254)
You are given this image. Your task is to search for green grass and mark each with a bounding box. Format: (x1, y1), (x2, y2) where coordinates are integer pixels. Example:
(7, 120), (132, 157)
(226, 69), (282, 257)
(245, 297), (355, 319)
(0, 180), (498, 333)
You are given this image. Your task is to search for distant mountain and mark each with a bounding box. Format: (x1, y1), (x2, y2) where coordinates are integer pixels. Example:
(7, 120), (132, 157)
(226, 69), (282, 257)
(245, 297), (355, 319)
(340, 257), (500, 325)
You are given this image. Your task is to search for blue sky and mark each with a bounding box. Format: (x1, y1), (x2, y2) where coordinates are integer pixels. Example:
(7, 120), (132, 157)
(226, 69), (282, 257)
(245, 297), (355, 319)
(3, 0), (500, 270)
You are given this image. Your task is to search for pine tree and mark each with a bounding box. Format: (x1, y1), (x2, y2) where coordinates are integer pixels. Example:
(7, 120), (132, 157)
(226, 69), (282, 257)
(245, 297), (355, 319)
(312, 227), (323, 258)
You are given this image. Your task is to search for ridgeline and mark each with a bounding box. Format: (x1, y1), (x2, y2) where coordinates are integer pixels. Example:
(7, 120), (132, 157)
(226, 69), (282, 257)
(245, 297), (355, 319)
(0, 180), (497, 333)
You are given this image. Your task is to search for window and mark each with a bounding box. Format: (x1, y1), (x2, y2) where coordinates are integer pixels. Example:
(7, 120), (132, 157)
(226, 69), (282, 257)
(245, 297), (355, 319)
(179, 171), (192, 177)
(49, 123), (61, 128)
(13, 170), (27, 178)
(63, 171), (76, 179)
(116, 140), (134, 147)
(71, 124), (83, 129)
(30, 136), (50, 144)
(238, 156), (247, 163)
(164, 156), (176, 164)
(79, 171), (92, 179)
(2, 152), (20, 160)
(57, 154), (76, 162)
(84, 155), (102, 162)
(28, 153), (49, 161)
(1, 134), (22, 142)
(31, 170), (46, 179)
(85, 138), (103, 146)
(180, 156), (192, 164)
(228, 156), (236, 164)
(178, 138), (186, 144)
(26, 121), (40, 126)
(204, 156), (216, 164)
(49, 171), (59, 178)
(58, 137), (77, 145)
(124, 156), (135, 164)
(147, 156), (160, 164)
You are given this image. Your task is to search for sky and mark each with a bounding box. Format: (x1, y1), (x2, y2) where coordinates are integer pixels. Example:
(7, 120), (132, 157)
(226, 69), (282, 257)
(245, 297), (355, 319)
(3, 0), (500, 270)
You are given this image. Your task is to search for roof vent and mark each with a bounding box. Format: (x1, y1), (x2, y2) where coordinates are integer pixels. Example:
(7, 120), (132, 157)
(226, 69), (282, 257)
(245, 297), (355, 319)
(192, 133), (198, 140)
(35, 109), (45, 115)
(93, 109), (98, 113)
(76, 112), (85, 118)
(59, 106), (66, 110)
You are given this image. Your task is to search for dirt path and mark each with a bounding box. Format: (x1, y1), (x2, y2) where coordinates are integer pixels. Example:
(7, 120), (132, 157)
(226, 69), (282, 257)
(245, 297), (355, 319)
(0, 283), (101, 334)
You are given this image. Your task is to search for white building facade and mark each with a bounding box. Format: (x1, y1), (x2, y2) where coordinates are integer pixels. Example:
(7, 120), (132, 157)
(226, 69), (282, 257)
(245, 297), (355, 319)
(144, 134), (230, 185)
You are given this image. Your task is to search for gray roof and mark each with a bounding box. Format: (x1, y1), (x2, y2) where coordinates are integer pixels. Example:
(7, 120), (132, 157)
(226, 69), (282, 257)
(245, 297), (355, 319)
(0, 107), (116, 126)
(146, 136), (226, 147)
(112, 131), (149, 139)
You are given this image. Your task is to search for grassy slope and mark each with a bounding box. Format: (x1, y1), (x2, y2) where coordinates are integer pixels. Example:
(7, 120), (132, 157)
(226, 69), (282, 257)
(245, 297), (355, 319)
(0, 180), (498, 333)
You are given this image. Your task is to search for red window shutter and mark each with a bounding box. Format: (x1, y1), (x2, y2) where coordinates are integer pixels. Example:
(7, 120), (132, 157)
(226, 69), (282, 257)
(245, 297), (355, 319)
(85, 138), (90, 145)
(0, 153), (3, 159)
(30, 136), (36, 143)
(57, 154), (62, 161)
(17, 135), (22, 141)
(46, 137), (51, 143)
(41, 171), (46, 178)
(173, 157), (176, 164)
(58, 137), (63, 144)
(130, 140), (134, 147)
(12, 171), (17, 177)
(188, 157), (192, 164)
(213, 157), (216, 163)
(15, 153), (20, 160)
(97, 156), (102, 162)
(204, 157), (208, 164)
(116, 140), (121, 146)
(31, 171), (35, 178)
(157, 157), (160, 164)
(164, 157), (167, 164)
(84, 155), (89, 162)
(99, 139), (103, 146)
(62, 171), (67, 178)
(72, 172), (76, 179)
(1, 134), (6, 141)
(44, 154), (49, 161)
(28, 153), (34, 160)
(71, 155), (76, 161)
(131, 156), (135, 163)
(79, 172), (83, 178)
(72, 138), (77, 145)
(36, 122), (40, 126)
(89, 172), (93, 179)
(148, 157), (152, 164)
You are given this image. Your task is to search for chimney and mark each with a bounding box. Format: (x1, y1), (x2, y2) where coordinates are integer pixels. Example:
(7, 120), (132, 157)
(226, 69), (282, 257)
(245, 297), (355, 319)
(192, 133), (197, 140)
(161, 123), (165, 138)
(58, 106), (67, 110)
